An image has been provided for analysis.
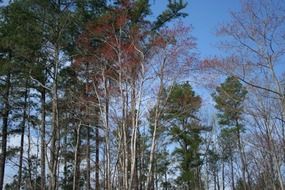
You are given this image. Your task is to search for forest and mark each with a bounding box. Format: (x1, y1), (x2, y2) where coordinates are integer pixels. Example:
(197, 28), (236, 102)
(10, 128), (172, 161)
(0, 0), (285, 189)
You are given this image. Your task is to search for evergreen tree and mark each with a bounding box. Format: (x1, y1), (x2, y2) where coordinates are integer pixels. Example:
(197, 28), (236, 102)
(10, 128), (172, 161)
(212, 76), (248, 190)
(0, 1), (43, 188)
(212, 76), (247, 128)
(163, 83), (204, 189)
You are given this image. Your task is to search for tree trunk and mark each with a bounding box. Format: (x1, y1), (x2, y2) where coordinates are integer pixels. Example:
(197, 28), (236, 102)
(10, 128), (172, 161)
(63, 120), (68, 189)
(146, 100), (161, 190)
(146, 68), (164, 190)
(17, 79), (29, 190)
(231, 154), (235, 190)
(40, 86), (46, 190)
(93, 80), (101, 190)
(104, 76), (110, 190)
(27, 117), (33, 190)
(49, 48), (60, 190)
(86, 127), (91, 190)
(0, 73), (11, 190)
(165, 166), (168, 190)
(119, 70), (128, 190)
(129, 80), (138, 190)
(146, 118), (158, 190)
(236, 122), (248, 190)
(155, 160), (158, 190)
(214, 167), (217, 190)
(217, 168), (220, 190)
(73, 123), (81, 190)
(95, 124), (100, 190)
(85, 63), (91, 190)
(222, 161), (225, 190)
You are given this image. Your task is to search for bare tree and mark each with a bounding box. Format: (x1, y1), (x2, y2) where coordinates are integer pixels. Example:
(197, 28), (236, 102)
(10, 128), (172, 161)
(202, 0), (285, 189)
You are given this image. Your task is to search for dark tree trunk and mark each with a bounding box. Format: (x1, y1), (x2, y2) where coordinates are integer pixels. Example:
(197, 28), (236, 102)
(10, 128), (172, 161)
(63, 120), (68, 189)
(217, 168), (220, 190)
(86, 127), (91, 190)
(73, 125), (81, 190)
(18, 79), (29, 190)
(214, 168), (217, 190)
(85, 63), (91, 190)
(95, 124), (100, 190)
(222, 161), (225, 190)
(0, 73), (11, 190)
(236, 121), (247, 190)
(27, 117), (33, 190)
(40, 86), (46, 190)
(231, 154), (235, 190)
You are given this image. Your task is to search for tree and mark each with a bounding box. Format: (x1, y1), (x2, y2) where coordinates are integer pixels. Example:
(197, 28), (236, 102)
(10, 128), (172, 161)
(206, 148), (220, 190)
(162, 82), (204, 189)
(0, 1), (108, 189)
(0, 1), (43, 188)
(145, 22), (196, 190)
(75, 1), (189, 189)
(219, 127), (238, 190)
(212, 76), (248, 190)
(212, 76), (247, 127)
(201, 0), (285, 189)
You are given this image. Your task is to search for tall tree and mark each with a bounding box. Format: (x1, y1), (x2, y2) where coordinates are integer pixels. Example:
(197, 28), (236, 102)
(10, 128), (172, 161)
(0, 1), (43, 188)
(75, 1), (189, 189)
(212, 76), (248, 190)
(162, 82), (204, 189)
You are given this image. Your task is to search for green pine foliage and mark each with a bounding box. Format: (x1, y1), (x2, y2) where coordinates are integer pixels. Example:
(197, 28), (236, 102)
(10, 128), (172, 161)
(163, 83), (204, 189)
(212, 76), (247, 128)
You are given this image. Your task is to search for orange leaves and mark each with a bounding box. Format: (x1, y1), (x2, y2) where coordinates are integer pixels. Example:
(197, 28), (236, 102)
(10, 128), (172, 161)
(74, 2), (147, 82)
(76, 11), (126, 59)
(75, 1), (195, 89)
(115, 14), (128, 28)
(200, 58), (221, 69)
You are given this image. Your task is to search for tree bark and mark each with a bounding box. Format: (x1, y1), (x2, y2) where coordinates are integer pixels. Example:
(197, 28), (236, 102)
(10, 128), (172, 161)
(40, 86), (46, 190)
(49, 47), (60, 190)
(231, 154), (235, 190)
(85, 63), (91, 190)
(17, 79), (29, 190)
(129, 80), (138, 190)
(103, 76), (110, 190)
(146, 110), (158, 190)
(236, 121), (248, 190)
(146, 79), (164, 190)
(27, 116), (33, 190)
(0, 73), (11, 190)
(95, 123), (100, 190)
(214, 168), (217, 190)
(217, 168), (220, 190)
(222, 161), (225, 190)
(73, 123), (81, 190)
(86, 127), (91, 190)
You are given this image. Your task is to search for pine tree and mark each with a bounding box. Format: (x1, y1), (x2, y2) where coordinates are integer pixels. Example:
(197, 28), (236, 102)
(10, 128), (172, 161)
(0, 1), (43, 188)
(212, 76), (248, 190)
(162, 82), (204, 189)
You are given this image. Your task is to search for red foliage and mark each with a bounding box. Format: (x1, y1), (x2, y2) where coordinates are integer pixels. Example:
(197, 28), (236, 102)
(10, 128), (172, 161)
(74, 2), (198, 100)
(200, 58), (222, 70)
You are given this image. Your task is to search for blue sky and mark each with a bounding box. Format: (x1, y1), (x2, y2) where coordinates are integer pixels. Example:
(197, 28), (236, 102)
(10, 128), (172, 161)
(151, 0), (241, 58)
(151, 0), (242, 118)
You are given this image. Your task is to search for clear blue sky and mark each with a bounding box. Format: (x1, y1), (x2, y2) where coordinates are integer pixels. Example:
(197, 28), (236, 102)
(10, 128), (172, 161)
(151, 0), (241, 58)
